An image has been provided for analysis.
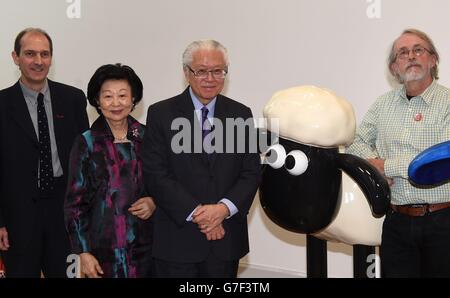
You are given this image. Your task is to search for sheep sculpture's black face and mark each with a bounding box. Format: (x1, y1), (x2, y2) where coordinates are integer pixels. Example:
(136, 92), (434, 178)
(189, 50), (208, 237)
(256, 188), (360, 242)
(260, 137), (342, 234)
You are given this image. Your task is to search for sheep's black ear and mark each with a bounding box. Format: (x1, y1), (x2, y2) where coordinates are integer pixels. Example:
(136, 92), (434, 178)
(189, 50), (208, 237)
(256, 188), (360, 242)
(337, 153), (390, 217)
(409, 140), (450, 186)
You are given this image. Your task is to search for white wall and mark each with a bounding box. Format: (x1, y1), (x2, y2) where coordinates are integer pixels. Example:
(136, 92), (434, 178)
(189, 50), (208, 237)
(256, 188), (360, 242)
(1, 0), (449, 277)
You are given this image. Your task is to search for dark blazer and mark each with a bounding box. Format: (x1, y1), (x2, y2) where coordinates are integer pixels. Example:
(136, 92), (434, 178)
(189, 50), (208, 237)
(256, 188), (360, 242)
(142, 87), (261, 262)
(0, 80), (89, 252)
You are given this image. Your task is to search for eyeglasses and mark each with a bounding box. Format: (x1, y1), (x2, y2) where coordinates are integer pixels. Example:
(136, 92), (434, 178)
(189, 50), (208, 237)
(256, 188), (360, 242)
(185, 65), (228, 79)
(396, 46), (432, 60)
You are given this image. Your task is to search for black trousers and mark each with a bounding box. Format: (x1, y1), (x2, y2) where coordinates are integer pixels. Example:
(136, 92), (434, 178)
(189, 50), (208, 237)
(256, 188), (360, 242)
(381, 207), (450, 277)
(153, 251), (239, 278)
(2, 181), (70, 278)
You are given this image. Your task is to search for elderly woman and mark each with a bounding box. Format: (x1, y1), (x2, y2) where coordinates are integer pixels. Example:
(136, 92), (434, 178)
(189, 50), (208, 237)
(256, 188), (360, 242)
(64, 64), (155, 278)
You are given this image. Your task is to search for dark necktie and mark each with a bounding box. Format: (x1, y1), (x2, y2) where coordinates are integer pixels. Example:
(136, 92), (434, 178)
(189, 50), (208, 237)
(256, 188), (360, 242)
(201, 106), (212, 154)
(37, 93), (54, 193)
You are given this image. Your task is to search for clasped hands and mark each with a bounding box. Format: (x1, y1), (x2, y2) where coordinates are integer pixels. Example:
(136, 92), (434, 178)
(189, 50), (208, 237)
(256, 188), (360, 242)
(192, 203), (230, 241)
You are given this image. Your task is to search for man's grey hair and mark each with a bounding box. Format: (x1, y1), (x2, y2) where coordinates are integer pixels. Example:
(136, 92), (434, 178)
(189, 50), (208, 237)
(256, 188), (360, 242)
(182, 40), (229, 69)
(388, 28), (439, 82)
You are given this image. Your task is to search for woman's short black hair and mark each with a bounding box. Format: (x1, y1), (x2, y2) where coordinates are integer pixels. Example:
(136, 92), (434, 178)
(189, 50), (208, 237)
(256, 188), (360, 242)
(87, 63), (143, 114)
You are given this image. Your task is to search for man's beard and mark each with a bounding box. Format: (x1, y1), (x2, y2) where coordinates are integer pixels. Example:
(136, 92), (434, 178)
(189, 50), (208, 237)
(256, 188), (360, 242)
(398, 61), (432, 83)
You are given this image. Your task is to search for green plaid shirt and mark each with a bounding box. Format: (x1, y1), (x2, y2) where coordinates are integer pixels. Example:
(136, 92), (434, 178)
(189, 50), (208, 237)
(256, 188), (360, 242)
(347, 80), (450, 205)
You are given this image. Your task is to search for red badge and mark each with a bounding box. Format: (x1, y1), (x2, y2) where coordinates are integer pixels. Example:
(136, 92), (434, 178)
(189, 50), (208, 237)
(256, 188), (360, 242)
(414, 113), (423, 121)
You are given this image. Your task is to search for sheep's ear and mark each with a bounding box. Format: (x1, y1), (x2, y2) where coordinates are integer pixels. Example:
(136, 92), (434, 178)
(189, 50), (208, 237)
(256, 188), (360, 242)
(337, 153), (390, 217)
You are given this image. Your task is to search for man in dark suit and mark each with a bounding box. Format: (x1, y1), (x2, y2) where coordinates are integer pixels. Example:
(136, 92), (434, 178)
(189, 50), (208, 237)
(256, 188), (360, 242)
(0, 28), (89, 277)
(143, 40), (261, 278)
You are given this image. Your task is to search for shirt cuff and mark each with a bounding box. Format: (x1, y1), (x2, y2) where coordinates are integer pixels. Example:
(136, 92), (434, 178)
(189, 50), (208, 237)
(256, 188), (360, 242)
(220, 198), (238, 218)
(186, 207), (198, 221)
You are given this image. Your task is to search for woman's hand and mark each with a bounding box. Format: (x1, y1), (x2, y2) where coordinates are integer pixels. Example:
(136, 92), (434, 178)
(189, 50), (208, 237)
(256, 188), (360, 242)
(79, 252), (104, 278)
(128, 197), (156, 220)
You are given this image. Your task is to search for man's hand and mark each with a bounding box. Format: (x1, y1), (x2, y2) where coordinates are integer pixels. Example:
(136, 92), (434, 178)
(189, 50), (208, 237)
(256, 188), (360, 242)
(0, 227), (9, 251)
(205, 224), (225, 240)
(79, 252), (104, 278)
(128, 197), (156, 220)
(368, 158), (386, 174)
(192, 203), (230, 233)
(368, 158), (394, 186)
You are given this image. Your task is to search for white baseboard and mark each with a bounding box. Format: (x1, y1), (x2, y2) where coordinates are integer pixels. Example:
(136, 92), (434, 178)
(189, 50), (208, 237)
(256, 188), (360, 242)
(238, 262), (306, 278)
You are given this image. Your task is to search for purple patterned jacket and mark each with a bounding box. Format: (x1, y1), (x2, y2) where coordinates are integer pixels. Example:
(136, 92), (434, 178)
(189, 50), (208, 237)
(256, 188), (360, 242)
(64, 116), (152, 277)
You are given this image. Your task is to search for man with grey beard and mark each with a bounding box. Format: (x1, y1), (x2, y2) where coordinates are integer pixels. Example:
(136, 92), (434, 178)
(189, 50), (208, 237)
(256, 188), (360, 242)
(347, 29), (450, 277)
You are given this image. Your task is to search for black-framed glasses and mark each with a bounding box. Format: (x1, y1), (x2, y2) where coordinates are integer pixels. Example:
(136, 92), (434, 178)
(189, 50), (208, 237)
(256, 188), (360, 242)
(185, 64), (228, 79)
(396, 46), (432, 60)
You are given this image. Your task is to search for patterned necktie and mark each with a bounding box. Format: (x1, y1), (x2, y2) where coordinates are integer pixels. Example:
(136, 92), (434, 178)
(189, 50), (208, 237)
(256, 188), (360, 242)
(37, 93), (54, 193)
(201, 106), (212, 154)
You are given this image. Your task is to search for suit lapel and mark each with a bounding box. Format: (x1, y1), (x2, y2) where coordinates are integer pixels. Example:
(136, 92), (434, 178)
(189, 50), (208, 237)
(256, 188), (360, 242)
(208, 95), (228, 169)
(175, 88), (206, 165)
(8, 82), (39, 144)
